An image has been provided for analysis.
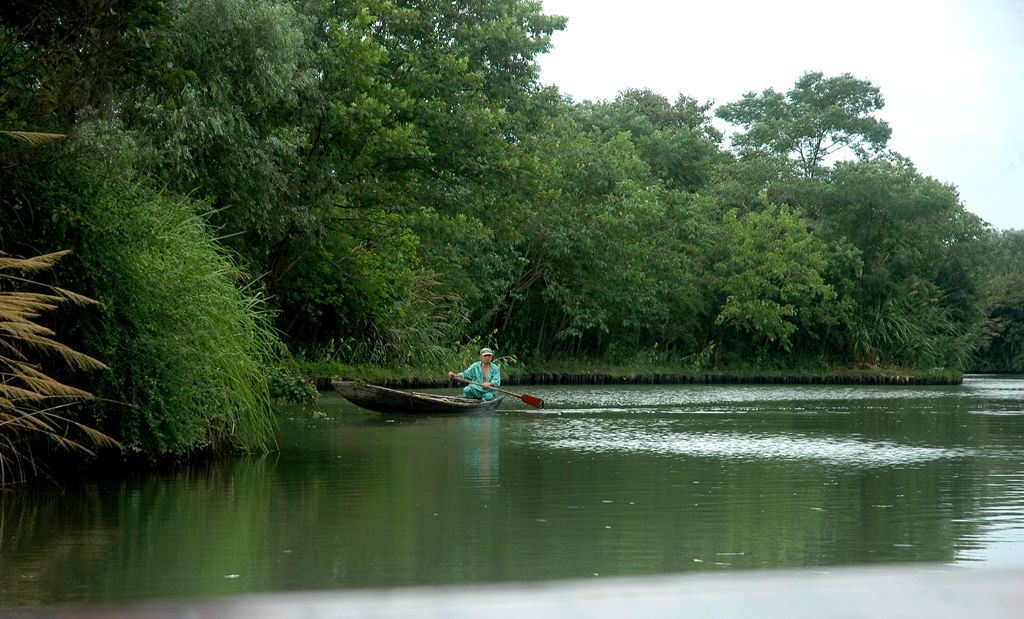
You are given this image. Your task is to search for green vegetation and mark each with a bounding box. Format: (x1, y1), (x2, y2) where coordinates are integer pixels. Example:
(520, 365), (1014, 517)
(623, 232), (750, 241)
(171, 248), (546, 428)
(974, 230), (1024, 372)
(1, 1), (1020, 477)
(75, 183), (279, 455)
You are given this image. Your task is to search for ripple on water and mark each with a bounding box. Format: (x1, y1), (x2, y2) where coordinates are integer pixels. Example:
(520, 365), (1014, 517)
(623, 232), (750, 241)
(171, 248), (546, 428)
(968, 409), (1024, 417)
(535, 420), (967, 468)
(536, 376), (1024, 412)
(542, 384), (962, 409)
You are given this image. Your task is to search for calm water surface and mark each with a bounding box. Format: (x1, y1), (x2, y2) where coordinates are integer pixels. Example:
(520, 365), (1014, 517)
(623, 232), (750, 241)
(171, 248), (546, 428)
(3, 376), (1023, 606)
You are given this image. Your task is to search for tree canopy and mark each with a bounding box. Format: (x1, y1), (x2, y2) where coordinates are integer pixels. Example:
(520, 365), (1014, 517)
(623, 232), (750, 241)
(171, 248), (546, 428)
(716, 71), (892, 176)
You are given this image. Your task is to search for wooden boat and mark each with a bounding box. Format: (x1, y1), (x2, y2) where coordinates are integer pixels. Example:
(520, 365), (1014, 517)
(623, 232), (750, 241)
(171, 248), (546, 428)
(331, 380), (504, 414)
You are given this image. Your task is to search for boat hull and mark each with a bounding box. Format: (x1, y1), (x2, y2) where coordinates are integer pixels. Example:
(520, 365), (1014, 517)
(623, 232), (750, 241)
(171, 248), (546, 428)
(331, 380), (503, 414)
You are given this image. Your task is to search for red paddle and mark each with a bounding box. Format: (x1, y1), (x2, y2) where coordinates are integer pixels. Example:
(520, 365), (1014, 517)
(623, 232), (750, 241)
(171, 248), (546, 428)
(451, 376), (544, 408)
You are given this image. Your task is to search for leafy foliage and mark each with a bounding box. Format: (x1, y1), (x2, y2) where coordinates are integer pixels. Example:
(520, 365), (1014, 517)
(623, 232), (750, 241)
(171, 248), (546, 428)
(266, 368), (319, 407)
(973, 230), (1024, 372)
(709, 201), (844, 353)
(716, 72), (891, 175)
(133, 0), (318, 279)
(0, 0), (169, 132)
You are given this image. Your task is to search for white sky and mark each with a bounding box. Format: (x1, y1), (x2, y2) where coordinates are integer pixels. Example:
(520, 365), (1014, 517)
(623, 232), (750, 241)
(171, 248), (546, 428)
(537, 0), (1024, 230)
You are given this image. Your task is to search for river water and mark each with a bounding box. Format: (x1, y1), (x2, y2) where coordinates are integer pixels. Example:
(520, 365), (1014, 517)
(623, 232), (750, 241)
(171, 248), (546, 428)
(2, 376), (1023, 607)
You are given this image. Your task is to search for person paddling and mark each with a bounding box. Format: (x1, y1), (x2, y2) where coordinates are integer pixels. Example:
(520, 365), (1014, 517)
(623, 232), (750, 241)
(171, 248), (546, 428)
(449, 348), (501, 400)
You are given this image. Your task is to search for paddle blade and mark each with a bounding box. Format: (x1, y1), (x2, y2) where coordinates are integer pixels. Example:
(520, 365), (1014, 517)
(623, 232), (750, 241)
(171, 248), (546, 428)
(520, 393), (544, 408)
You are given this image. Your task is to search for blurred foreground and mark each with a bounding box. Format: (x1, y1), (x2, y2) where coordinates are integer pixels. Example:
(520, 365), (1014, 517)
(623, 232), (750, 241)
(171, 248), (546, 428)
(6, 564), (1021, 619)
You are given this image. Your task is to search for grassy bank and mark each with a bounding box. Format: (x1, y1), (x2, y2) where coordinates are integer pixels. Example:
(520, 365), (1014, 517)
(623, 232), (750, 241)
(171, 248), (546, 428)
(300, 359), (963, 389)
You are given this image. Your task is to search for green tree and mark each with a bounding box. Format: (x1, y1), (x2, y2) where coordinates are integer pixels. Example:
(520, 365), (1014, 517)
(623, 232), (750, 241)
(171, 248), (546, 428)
(490, 110), (687, 358)
(716, 72), (891, 176)
(706, 201), (849, 359)
(821, 155), (986, 311)
(974, 230), (1024, 372)
(575, 90), (727, 192)
(127, 0), (318, 282)
(818, 155), (987, 368)
(613, 88), (723, 142)
(0, 0), (168, 134)
(2, 2), (285, 463)
(276, 0), (566, 355)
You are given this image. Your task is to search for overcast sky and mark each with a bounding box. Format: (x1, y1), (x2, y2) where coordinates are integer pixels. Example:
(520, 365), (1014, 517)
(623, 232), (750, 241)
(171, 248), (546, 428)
(537, 0), (1024, 230)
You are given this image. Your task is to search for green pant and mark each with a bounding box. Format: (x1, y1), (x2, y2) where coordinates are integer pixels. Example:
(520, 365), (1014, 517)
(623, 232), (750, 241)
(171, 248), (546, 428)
(462, 384), (495, 400)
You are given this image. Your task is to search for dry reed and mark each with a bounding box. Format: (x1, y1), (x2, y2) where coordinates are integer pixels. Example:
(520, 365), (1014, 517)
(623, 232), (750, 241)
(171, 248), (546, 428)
(0, 250), (118, 485)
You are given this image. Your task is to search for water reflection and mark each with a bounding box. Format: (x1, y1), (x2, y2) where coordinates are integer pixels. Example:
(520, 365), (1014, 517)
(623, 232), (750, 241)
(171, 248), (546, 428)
(1, 377), (1022, 606)
(460, 416), (501, 493)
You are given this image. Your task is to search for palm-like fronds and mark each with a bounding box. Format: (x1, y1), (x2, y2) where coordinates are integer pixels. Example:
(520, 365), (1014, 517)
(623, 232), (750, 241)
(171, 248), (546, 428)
(851, 289), (974, 370)
(1, 251), (118, 486)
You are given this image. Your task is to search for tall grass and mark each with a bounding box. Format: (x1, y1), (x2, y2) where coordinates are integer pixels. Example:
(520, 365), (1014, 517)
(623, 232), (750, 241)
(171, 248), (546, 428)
(78, 185), (278, 455)
(0, 251), (118, 485)
(380, 271), (470, 371)
(850, 289), (975, 370)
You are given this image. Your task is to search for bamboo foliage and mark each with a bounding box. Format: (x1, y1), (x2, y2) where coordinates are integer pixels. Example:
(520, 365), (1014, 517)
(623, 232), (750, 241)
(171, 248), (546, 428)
(0, 250), (118, 485)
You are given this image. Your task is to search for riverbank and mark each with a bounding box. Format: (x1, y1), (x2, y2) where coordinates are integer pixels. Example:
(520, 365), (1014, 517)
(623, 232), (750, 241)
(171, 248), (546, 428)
(307, 363), (963, 390)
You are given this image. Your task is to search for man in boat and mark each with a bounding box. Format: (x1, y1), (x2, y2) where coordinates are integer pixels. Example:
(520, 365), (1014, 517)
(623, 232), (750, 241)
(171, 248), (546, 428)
(449, 348), (501, 400)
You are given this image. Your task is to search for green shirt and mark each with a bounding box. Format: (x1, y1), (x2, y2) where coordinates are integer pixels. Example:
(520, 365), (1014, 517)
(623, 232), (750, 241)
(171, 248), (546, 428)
(459, 360), (501, 387)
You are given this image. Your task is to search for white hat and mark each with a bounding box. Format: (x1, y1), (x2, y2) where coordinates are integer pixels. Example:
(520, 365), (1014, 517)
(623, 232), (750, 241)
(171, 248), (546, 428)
(479, 347), (494, 356)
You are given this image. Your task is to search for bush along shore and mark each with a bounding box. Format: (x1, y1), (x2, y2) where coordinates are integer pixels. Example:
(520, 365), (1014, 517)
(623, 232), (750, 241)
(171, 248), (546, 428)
(314, 368), (962, 391)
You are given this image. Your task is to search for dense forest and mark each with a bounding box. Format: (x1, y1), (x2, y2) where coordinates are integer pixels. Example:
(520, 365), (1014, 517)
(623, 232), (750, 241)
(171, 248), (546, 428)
(2, 0), (1022, 473)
